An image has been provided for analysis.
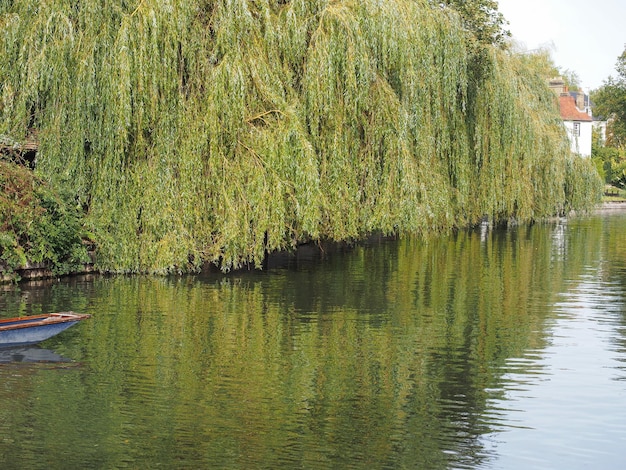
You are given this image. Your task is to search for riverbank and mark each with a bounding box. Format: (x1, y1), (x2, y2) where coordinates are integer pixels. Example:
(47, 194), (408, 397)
(0, 260), (96, 284)
(3, 203), (624, 285)
(594, 200), (626, 213)
(1, 234), (390, 284)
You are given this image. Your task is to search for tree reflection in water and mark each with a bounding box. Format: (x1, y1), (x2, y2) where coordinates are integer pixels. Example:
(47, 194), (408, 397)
(1, 211), (626, 469)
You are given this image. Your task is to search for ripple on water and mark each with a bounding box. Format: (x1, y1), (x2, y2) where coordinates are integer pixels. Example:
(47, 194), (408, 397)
(482, 276), (626, 469)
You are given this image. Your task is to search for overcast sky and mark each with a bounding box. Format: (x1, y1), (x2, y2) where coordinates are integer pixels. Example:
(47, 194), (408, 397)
(497, 0), (626, 91)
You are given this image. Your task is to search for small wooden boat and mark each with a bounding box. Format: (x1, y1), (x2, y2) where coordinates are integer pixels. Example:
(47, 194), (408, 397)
(0, 312), (91, 347)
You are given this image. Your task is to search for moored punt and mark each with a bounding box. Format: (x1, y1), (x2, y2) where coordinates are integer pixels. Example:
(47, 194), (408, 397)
(0, 312), (91, 348)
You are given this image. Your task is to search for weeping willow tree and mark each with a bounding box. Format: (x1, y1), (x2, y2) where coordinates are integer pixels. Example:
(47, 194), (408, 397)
(0, 0), (602, 274)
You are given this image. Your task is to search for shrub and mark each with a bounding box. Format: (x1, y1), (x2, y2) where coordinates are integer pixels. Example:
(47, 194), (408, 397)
(0, 160), (89, 279)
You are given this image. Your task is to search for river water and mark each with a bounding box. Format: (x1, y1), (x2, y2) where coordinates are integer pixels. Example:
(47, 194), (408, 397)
(1, 209), (626, 469)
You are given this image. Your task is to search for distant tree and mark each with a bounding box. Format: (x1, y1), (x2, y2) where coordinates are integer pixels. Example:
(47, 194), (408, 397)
(560, 68), (581, 92)
(514, 47), (582, 90)
(592, 46), (626, 149)
(593, 145), (626, 188)
(432, 0), (511, 47)
(591, 46), (626, 186)
(514, 47), (559, 76)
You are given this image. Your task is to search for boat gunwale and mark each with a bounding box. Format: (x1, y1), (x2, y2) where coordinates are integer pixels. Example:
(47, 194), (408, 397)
(0, 312), (91, 332)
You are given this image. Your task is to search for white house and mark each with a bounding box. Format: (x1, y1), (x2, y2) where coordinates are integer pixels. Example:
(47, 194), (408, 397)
(549, 77), (593, 157)
(559, 94), (593, 157)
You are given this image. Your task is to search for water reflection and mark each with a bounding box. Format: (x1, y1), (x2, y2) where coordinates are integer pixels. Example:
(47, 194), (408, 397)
(0, 211), (626, 468)
(0, 346), (70, 363)
(482, 273), (626, 469)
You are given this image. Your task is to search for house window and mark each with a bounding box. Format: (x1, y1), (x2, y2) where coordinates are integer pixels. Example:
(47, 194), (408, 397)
(573, 122), (581, 136)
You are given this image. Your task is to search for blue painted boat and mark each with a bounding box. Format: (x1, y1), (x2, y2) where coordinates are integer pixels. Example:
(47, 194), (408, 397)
(0, 312), (91, 347)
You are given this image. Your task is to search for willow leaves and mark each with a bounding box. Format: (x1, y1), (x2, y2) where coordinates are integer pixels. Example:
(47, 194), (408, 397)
(0, 0), (602, 273)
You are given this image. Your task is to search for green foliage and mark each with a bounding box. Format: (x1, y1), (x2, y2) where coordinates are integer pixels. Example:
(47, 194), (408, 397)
(510, 46), (580, 92)
(593, 79), (626, 149)
(0, 160), (90, 278)
(592, 123), (626, 188)
(560, 68), (582, 92)
(593, 146), (626, 188)
(432, 0), (511, 47)
(592, 156), (606, 183)
(0, 0), (602, 274)
(591, 47), (626, 188)
(592, 124), (605, 149)
(563, 155), (604, 212)
(592, 46), (626, 148)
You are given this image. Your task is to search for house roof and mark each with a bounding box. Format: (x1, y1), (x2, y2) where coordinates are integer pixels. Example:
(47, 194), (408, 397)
(569, 91), (594, 108)
(559, 95), (592, 122)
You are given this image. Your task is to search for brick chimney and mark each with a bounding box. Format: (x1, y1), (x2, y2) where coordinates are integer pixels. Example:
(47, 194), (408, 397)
(548, 77), (566, 95)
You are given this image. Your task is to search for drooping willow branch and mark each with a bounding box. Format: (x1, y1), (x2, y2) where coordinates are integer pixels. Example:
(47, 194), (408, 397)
(0, 0), (602, 273)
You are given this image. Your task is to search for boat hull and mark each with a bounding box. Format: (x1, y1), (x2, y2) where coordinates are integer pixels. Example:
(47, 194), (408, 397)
(0, 312), (90, 347)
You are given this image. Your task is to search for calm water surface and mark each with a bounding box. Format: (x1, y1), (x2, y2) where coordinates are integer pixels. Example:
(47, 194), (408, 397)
(1, 209), (626, 469)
